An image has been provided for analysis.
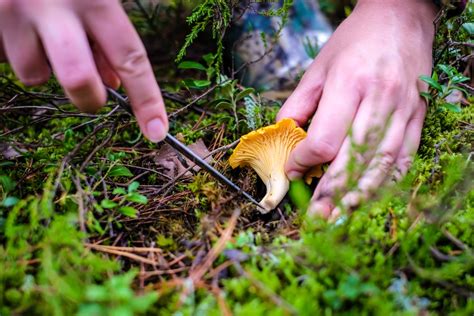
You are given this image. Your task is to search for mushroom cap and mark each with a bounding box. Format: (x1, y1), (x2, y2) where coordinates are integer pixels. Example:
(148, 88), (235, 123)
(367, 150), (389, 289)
(229, 118), (309, 212)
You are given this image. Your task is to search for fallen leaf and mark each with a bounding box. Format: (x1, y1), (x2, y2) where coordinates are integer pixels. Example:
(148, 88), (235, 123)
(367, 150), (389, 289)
(153, 139), (213, 179)
(444, 89), (464, 104)
(0, 143), (27, 160)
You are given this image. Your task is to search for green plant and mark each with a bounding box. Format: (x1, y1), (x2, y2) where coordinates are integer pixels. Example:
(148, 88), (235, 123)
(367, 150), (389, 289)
(209, 74), (254, 128)
(303, 35), (319, 59)
(178, 53), (216, 90)
(77, 271), (158, 316)
(176, 0), (232, 74)
(420, 65), (470, 113)
(99, 181), (148, 218)
(0, 1), (472, 315)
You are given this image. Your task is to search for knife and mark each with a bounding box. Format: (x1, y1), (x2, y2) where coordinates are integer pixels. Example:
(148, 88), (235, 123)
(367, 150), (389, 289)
(106, 87), (262, 208)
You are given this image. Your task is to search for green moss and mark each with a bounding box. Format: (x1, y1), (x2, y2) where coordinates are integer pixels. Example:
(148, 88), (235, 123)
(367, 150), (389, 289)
(0, 1), (473, 315)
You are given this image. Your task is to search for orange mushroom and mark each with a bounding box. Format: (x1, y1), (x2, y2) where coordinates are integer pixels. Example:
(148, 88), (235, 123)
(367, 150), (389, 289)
(229, 118), (322, 212)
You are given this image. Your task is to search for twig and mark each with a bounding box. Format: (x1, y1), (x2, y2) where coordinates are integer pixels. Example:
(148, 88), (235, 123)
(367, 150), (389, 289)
(86, 243), (161, 266)
(80, 123), (117, 172)
(458, 82), (474, 95)
(448, 40), (474, 49)
(442, 229), (470, 251)
(429, 246), (455, 262)
(190, 208), (241, 282)
(140, 267), (189, 279)
(387, 217), (424, 258)
(210, 285), (233, 316)
(169, 84), (220, 118)
(84, 244), (163, 253)
(53, 122), (109, 194)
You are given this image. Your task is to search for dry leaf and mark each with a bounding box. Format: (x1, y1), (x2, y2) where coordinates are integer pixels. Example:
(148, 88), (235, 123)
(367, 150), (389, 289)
(0, 143), (27, 160)
(153, 139), (213, 179)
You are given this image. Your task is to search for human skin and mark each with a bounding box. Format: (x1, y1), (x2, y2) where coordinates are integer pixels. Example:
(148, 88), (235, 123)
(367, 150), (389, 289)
(0, 0), (438, 220)
(277, 0), (438, 220)
(0, 0), (168, 142)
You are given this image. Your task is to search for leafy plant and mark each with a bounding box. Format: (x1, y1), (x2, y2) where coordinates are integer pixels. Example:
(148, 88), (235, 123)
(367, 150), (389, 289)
(420, 64), (469, 112)
(0, 1), (472, 315)
(303, 35), (319, 59)
(209, 74), (255, 128)
(176, 0), (232, 74)
(179, 53), (215, 89)
(78, 271), (158, 316)
(99, 181), (148, 218)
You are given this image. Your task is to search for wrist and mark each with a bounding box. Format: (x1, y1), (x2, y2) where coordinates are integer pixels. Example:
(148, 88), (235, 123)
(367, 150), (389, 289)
(354, 0), (437, 36)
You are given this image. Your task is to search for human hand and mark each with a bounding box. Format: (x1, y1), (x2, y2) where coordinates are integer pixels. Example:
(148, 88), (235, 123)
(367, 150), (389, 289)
(277, 0), (437, 220)
(0, 0), (168, 142)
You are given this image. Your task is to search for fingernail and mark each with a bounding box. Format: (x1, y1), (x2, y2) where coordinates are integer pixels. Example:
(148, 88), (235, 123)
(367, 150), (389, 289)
(146, 118), (166, 142)
(286, 171), (302, 181)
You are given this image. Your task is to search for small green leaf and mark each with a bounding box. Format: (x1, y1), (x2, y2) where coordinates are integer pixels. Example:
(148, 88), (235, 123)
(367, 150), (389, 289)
(109, 166), (133, 178)
(462, 22), (474, 35)
(126, 192), (148, 205)
(119, 206), (138, 218)
(128, 181), (140, 193)
(178, 61), (207, 71)
(93, 203), (104, 214)
(451, 74), (470, 84)
(208, 98), (231, 107)
(85, 285), (109, 301)
(101, 199), (118, 209)
(130, 292), (159, 312)
(182, 79), (211, 89)
(419, 75), (443, 92)
(113, 188), (127, 195)
(440, 102), (461, 113)
(236, 88), (255, 102)
(419, 91), (432, 101)
(1, 196), (19, 207)
(202, 53), (214, 66)
(438, 64), (454, 76)
(0, 175), (16, 193)
(215, 101), (233, 109)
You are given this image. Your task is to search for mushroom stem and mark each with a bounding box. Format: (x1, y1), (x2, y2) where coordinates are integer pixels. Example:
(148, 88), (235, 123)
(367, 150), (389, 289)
(260, 171), (289, 213)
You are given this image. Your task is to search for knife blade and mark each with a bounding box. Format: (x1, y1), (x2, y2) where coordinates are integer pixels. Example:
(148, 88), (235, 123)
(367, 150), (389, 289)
(106, 87), (262, 208)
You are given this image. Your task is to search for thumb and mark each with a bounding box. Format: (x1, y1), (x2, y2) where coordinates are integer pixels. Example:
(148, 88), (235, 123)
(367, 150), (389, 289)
(285, 137), (335, 180)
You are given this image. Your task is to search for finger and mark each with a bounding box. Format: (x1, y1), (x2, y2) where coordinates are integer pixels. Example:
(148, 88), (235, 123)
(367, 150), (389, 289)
(92, 42), (121, 90)
(276, 64), (326, 125)
(83, 3), (168, 142)
(307, 139), (350, 219)
(33, 8), (106, 112)
(0, 33), (5, 61)
(2, 20), (50, 85)
(393, 103), (426, 180)
(308, 88), (400, 218)
(331, 111), (409, 219)
(285, 71), (361, 179)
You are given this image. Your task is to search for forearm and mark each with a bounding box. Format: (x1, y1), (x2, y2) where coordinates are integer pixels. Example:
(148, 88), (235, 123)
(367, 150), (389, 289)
(355, 0), (438, 31)
(349, 0), (437, 57)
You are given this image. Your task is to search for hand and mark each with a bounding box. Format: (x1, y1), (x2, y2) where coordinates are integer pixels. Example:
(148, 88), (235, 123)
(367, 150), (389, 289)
(0, 0), (168, 142)
(277, 0), (437, 220)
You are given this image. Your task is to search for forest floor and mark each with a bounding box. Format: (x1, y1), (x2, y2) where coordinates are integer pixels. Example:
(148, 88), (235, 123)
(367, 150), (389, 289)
(0, 1), (473, 315)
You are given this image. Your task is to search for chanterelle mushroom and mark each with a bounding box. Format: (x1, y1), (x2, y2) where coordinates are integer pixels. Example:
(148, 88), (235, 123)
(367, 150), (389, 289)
(229, 118), (320, 213)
